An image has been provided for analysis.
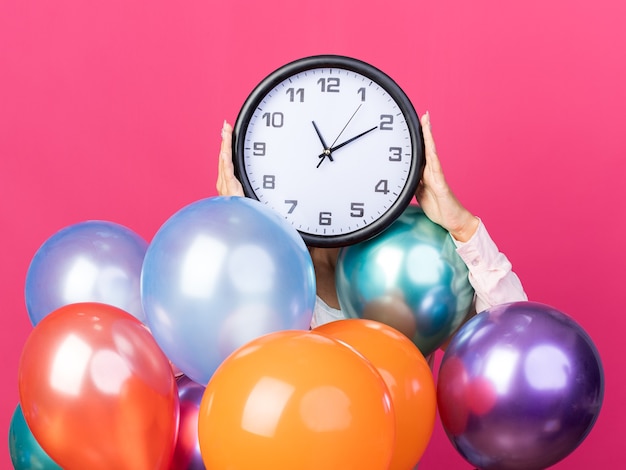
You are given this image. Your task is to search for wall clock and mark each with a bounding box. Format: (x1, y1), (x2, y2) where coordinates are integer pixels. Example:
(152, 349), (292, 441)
(233, 54), (424, 247)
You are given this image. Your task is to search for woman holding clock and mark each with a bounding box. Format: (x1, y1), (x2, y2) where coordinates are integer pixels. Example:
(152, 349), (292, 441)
(217, 111), (527, 330)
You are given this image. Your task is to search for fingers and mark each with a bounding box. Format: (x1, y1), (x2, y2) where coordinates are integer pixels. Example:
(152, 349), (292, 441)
(421, 111), (436, 155)
(220, 120), (233, 159)
(420, 111), (443, 175)
(216, 120), (244, 197)
(216, 121), (227, 194)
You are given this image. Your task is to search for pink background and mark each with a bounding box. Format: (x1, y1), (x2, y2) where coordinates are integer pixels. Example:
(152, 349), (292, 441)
(1, 0), (624, 468)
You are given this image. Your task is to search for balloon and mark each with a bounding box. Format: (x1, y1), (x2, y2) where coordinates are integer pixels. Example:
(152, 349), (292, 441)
(18, 302), (179, 470)
(171, 376), (206, 470)
(437, 301), (604, 470)
(25, 220), (148, 325)
(336, 205), (474, 356)
(141, 196), (316, 384)
(198, 330), (395, 470)
(314, 319), (436, 470)
(9, 404), (62, 470)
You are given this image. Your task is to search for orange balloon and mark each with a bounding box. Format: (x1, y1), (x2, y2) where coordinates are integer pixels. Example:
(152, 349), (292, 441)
(315, 319), (436, 470)
(18, 303), (179, 470)
(198, 330), (395, 470)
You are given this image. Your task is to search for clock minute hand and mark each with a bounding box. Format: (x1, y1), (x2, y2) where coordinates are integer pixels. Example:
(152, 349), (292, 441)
(316, 126), (378, 168)
(325, 126), (378, 154)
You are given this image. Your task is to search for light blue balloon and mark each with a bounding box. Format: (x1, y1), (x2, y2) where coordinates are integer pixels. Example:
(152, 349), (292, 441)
(8, 404), (62, 470)
(25, 220), (148, 325)
(336, 205), (474, 357)
(141, 196), (316, 385)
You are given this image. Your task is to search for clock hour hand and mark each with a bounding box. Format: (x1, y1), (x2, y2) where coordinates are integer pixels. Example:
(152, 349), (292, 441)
(312, 121), (334, 162)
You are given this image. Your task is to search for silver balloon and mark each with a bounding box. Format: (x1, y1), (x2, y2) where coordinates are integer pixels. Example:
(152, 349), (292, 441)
(25, 220), (148, 325)
(141, 196), (316, 385)
(336, 205), (474, 356)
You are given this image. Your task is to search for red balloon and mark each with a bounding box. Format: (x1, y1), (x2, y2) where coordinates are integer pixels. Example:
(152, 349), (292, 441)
(18, 302), (179, 470)
(198, 330), (395, 469)
(315, 319), (437, 469)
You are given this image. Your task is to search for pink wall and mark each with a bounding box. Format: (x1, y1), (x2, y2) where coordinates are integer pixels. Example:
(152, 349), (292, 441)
(1, 0), (624, 468)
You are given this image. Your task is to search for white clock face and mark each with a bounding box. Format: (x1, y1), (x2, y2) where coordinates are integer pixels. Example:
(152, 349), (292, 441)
(235, 58), (421, 247)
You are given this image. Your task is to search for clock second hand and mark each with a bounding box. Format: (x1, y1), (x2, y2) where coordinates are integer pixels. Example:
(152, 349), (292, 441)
(330, 104), (363, 148)
(316, 103), (362, 167)
(316, 125), (378, 168)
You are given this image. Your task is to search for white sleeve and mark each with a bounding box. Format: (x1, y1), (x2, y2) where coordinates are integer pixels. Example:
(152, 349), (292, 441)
(452, 219), (527, 313)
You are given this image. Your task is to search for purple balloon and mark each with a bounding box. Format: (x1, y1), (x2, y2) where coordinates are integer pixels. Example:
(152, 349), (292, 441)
(171, 376), (206, 470)
(25, 220), (148, 325)
(437, 301), (604, 470)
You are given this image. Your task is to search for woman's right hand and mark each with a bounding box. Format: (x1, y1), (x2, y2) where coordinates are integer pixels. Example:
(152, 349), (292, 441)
(216, 120), (245, 197)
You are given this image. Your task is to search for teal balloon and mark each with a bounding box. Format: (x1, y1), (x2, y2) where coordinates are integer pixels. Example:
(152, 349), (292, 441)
(8, 404), (62, 470)
(336, 205), (474, 357)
